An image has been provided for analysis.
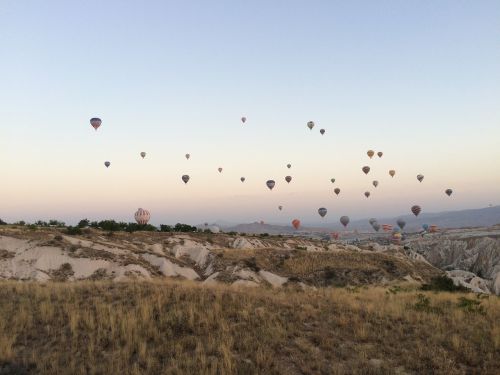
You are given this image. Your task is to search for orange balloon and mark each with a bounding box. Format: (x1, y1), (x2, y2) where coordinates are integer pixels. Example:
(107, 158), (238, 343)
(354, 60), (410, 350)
(292, 219), (301, 230)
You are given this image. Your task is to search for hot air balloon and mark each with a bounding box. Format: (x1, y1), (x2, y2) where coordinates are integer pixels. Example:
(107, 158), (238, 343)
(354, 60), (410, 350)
(396, 219), (406, 230)
(367, 150), (375, 159)
(287, 164), (292, 169)
(292, 219), (301, 230)
(182, 175), (190, 184)
(422, 224), (429, 231)
(372, 223), (381, 232)
(377, 151), (383, 158)
(140, 152), (146, 159)
(340, 216), (350, 227)
(218, 167), (223, 173)
(411, 205), (421, 217)
(369, 218), (377, 226)
(364, 191), (370, 198)
(362, 166), (370, 175)
(382, 224), (393, 232)
(334, 188), (341, 196)
(185, 154), (190, 160)
(429, 225), (438, 233)
(134, 208), (151, 225)
(266, 180), (276, 191)
(445, 189), (453, 196)
(330, 178), (335, 184)
(278, 205), (283, 211)
(318, 207), (327, 218)
(285, 176), (292, 183)
(307, 121), (315, 130)
(320, 129), (325, 135)
(372, 180), (379, 188)
(104, 161), (110, 168)
(241, 116), (247, 124)
(417, 174), (424, 183)
(90, 118), (102, 131)
(240, 177), (246, 183)
(389, 170), (396, 178)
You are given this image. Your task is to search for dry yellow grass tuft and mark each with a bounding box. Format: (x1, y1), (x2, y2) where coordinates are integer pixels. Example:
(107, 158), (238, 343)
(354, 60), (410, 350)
(0, 281), (498, 374)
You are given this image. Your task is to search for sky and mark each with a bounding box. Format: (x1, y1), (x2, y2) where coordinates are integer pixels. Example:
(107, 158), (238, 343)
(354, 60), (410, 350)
(1, 0), (499, 226)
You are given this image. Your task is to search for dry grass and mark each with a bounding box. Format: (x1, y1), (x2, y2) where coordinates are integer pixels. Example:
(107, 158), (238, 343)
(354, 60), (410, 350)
(0, 281), (498, 374)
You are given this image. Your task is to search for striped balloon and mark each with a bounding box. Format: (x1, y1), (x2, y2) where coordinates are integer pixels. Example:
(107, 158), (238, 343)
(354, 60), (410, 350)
(411, 205), (422, 217)
(134, 208), (151, 225)
(382, 224), (393, 232)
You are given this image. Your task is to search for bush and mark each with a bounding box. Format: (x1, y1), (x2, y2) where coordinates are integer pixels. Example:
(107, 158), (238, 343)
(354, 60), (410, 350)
(160, 225), (173, 232)
(173, 223), (197, 232)
(0, 219), (7, 225)
(65, 226), (82, 235)
(78, 219), (90, 228)
(411, 294), (443, 314)
(457, 297), (486, 315)
(421, 276), (467, 292)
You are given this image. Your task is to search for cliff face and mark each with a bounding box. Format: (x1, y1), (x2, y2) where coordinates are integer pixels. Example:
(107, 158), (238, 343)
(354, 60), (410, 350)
(406, 227), (500, 295)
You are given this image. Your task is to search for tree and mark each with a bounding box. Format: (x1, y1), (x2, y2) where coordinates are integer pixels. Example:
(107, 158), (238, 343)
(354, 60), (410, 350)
(0, 219), (7, 225)
(78, 219), (90, 228)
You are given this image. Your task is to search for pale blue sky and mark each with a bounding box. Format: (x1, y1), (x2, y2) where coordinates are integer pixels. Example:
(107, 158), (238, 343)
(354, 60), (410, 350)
(1, 1), (499, 225)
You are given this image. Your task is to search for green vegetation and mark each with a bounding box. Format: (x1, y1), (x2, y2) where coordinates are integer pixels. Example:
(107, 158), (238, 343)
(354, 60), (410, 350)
(421, 275), (468, 292)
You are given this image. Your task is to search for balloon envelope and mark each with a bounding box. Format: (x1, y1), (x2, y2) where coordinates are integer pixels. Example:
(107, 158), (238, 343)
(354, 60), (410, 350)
(307, 121), (315, 130)
(285, 176), (292, 183)
(278, 205), (283, 211)
(377, 151), (383, 158)
(104, 161), (110, 168)
(334, 188), (340, 196)
(241, 116), (246, 123)
(287, 164), (292, 169)
(389, 170), (396, 177)
(266, 180), (276, 190)
(417, 174), (424, 183)
(396, 219), (406, 230)
(218, 168), (223, 173)
(320, 129), (325, 135)
(445, 189), (453, 196)
(330, 178), (335, 184)
(364, 191), (370, 198)
(372, 223), (381, 232)
(182, 175), (190, 184)
(367, 150), (374, 159)
(140, 152), (146, 159)
(292, 219), (301, 229)
(185, 154), (190, 160)
(362, 166), (370, 175)
(411, 205), (422, 216)
(318, 207), (327, 218)
(90, 118), (101, 130)
(240, 177), (245, 182)
(134, 208), (151, 225)
(369, 218), (377, 225)
(372, 180), (379, 188)
(340, 216), (350, 227)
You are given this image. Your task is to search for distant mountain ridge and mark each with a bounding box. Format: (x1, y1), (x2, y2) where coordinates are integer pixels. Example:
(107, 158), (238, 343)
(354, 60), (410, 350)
(222, 206), (500, 234)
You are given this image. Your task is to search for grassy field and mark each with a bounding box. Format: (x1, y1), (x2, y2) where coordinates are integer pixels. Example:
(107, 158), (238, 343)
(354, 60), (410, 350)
(0, 281), (498, 374)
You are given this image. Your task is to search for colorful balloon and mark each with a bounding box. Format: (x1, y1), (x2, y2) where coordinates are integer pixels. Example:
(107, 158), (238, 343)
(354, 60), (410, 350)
(382, 224), (393, 232)
(422, 224), (429, 231)
(182, 175), (190, 184)
(292, 219), (301, 230)
(340, 216), (350, 227)
(90, 118), (101, 131)
(307, 121), (315, 130)
(104, 161), (110, 168)
(389, 170), (396, 178)
(411, 205), (422, 217)
(334, 188), (341, 196)
(362, 166), (370, 175)
(134, 208), (151, 225)
(367, 150), (375, 159)
(266, 180), (276, 190)
(372, 180), (379, 188)
(318, 207), (327, 218)
(417, 174), (424, 183)
(285, 176), (292, 183)
(445, 189), (453, 196)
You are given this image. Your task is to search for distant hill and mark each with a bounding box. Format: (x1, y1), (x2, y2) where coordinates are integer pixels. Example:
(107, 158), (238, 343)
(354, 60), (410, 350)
(223, 206), (500, 234)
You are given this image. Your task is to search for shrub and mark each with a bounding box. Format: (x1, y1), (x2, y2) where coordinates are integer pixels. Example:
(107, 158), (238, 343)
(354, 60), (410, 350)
(65, 226), (82, 235)
(0, 219), (7, 225)
(173, 223), (197, 232)
(160, 225), (173, 232)
(78, 219), (90, 228)
(457, 297), (485, 315)
(411, 294), (443, 314)
(421, 276), (467, 292)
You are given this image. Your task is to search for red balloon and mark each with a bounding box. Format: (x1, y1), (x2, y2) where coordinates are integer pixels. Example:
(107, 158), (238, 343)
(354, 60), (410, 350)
(292, 219), (301, 230)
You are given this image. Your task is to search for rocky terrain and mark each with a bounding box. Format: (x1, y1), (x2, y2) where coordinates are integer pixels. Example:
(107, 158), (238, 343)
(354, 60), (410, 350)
(1, 225), (498, 295)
